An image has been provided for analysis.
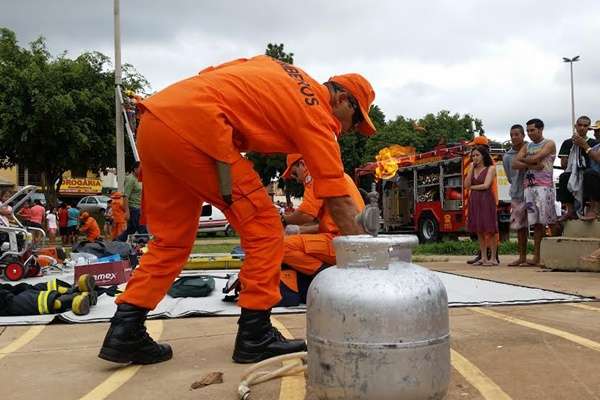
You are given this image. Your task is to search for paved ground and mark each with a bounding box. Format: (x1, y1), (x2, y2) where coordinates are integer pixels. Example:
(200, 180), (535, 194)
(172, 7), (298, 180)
(1, 257), (600, 400)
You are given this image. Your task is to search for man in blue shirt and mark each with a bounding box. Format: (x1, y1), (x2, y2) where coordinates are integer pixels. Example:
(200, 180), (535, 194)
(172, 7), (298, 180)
(67, 206), (80, 245)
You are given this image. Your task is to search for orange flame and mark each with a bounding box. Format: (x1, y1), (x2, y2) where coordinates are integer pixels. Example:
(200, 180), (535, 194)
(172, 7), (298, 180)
(375, 145), (416, 180)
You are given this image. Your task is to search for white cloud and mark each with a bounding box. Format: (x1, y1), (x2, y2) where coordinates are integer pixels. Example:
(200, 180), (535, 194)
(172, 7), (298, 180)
(1, 0), (599, 151)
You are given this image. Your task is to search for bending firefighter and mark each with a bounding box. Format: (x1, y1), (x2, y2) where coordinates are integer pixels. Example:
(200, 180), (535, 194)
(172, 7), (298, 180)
(79, 212), (100, 242)
(277, 154), (365, 304)
(98, 55), (377, 365)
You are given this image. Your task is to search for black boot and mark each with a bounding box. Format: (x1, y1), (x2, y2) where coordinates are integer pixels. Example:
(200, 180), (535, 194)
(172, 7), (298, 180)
(98, 303), (172, 364)
(232, 308), (307, 364)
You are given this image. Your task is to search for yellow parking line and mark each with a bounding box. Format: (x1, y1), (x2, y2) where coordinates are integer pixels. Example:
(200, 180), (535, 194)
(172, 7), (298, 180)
(568, 303), (600, 312)
(272, 317), (305, 400)
(0, 325), (45, 361)
(79, 320), (164, 400)
(451, 349), (512, 400)
(470, 307), (600, 352)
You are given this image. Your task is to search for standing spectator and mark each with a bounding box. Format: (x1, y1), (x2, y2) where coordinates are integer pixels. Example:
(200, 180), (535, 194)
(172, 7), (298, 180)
(465, 135), (500, 265)
(0, 190), (13, 229)
(117, 162), (147, 241)
(29, 200), (45, 228)
(0, 190), (13, 221)
(574, 125), (600, 220)
(504, 125), (529, 266)
(556, 116), (596, 220)
(514, 118), (557, 266)
(104, 200), (114, 238)
(578, 125), (600, 262)
(17, 201), (32, 226)
(67, 206), (81, 245)
(591, 120), (600, 142)
(574, 119), (600, 220)
(58, 203), (69, 245)
(465, 145), (498, 266)
(110, 192), (128, 240)
(45, 208), (58, 244)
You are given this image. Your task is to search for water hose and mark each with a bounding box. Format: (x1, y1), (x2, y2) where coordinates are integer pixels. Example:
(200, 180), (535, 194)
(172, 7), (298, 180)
(238, 351), (307, 400)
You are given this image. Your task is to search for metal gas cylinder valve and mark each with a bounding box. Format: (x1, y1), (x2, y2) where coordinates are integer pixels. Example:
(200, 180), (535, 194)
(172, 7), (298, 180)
(355, 182), (381, 236)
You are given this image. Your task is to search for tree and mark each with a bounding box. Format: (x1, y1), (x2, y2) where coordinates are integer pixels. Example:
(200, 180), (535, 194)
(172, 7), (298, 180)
(360, 110), (484, 164)
(0, 28), (148, 206)
(339, 104), (386, 175)
(265, 43), (294, 64)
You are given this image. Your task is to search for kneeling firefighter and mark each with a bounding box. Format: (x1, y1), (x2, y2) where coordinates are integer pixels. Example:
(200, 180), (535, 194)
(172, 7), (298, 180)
(79, 212), (101, 242)
(277, 154), (365, 305)
(98, 55), (377, 365)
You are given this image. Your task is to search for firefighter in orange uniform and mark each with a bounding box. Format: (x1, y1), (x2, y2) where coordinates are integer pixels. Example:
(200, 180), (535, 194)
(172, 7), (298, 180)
(98, 55), (377, 365)
(109, 192), (127, 240)
(79, 212), (100, 242)
(281, 154), (365, 277)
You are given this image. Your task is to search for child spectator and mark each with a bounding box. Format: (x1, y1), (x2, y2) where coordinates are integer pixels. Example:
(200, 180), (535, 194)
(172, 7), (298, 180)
(465, 145), (498, 266)
(45, 208), (58, 244)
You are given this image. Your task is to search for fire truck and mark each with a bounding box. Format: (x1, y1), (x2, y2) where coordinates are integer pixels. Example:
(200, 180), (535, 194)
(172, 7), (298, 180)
(355, 144), (511, 243)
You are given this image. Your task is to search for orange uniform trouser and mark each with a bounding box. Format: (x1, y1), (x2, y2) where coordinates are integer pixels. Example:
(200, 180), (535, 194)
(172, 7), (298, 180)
(116, 112), (283, 310)
(111, 221), (127, 240)
(282, 233), (336, 276)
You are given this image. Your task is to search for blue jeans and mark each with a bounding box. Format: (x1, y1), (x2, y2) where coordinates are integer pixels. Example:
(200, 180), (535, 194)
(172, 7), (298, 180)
(117, 207), (148, 242)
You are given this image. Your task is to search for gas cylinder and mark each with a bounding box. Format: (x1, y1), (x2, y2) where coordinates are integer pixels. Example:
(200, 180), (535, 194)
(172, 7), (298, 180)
(307, 234), (450, 400)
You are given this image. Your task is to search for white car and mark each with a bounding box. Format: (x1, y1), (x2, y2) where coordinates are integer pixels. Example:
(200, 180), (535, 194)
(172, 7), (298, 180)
(197, 203), (235, 236)
(77, 195), (110, 214)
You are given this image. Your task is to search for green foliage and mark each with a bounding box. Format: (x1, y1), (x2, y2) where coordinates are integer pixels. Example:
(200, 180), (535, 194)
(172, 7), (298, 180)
(191, 242), (239, 254)
(0, 28), (148, 206)
(265, 43), (294, 64)
(339, 105), (386, 175)
(414, 240), (534, 255)
(360, 111), (483, 164)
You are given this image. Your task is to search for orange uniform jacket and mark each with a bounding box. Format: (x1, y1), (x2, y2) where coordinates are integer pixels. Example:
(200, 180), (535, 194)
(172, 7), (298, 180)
(140, 55), (350, 199)
(111, 198), (127, 240)
(80, 217), (100, 241)
(283, 174), (365, 275)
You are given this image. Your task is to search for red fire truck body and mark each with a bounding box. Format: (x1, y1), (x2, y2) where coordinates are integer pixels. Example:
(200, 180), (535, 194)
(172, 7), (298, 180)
(355, 145), (511, 243)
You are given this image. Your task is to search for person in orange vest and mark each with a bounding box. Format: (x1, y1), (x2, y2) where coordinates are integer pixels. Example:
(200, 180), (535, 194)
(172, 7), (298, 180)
(98, 55), (376, 365)
(79, 212), (100, 242)
(109, 192), (128, 240)
(278, 154), (365, 303)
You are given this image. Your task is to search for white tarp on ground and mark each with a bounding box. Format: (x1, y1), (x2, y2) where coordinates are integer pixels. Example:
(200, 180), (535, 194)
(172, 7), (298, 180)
(0, 269), (594, 326)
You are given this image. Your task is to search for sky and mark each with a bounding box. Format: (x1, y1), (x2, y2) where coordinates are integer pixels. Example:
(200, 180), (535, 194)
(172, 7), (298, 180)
(2, 0), (599, 147)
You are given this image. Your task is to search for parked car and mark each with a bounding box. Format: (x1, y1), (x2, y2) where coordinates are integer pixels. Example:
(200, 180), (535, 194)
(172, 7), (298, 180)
(197, 203), (235, 236)
(77, 195), (110, 214)
(30, 192), (47, 206)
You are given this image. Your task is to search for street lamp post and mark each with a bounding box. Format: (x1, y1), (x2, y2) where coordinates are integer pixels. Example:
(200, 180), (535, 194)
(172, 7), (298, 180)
(562, 55), (580, 133)
(114, 0), (125, 192)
